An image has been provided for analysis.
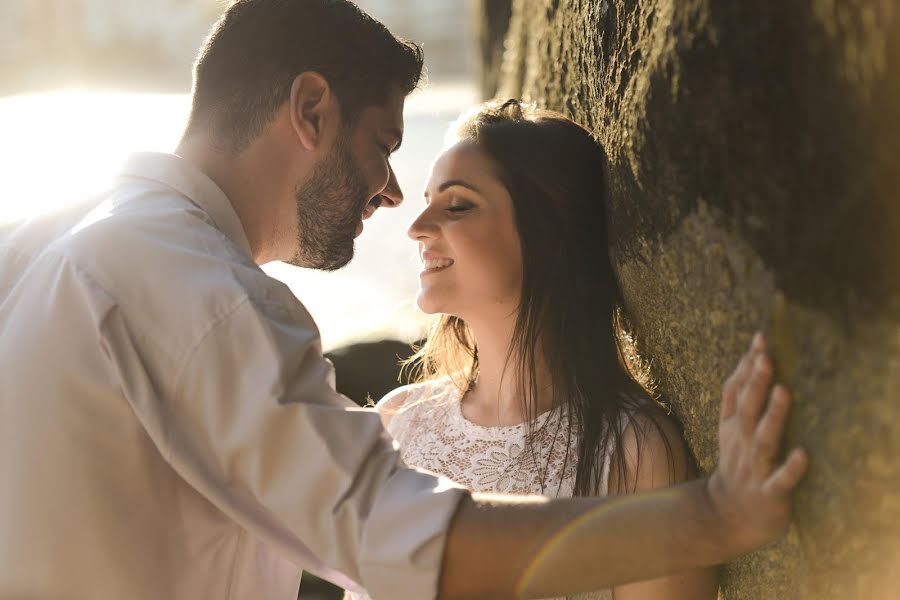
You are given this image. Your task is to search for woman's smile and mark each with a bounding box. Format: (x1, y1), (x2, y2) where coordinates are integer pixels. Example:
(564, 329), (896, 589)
(409, 140), (523, 318)
(420, 252), (455, 276)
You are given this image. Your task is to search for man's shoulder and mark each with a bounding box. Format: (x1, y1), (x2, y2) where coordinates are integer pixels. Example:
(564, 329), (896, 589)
(52, 183), (306, 347)
(60, 183), (256, 291)
(66, 183), (226, 251)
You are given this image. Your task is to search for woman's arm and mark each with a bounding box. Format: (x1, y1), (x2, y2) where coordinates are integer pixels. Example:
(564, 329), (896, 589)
(608, 413), (720, 599)
(437, 333), (808, 599)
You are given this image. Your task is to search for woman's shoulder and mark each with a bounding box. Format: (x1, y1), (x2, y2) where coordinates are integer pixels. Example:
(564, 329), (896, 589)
(616, 393), (681, 440)
(376, 378), (456, 409)
(608, 393), (695, 494)
(375, 378), (459, 427)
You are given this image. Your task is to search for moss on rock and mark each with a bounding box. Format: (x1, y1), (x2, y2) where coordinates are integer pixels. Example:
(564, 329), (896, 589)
(486, 0), (900, 597)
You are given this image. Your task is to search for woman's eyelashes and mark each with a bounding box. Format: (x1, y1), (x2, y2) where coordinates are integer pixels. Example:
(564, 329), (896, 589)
(422, 190), (476, 213)
(447, 200), (474, 213)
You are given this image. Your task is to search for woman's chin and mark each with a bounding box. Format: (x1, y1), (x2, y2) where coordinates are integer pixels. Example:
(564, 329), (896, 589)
(415, 297), (440, 315)
(416, 291), (448, 315)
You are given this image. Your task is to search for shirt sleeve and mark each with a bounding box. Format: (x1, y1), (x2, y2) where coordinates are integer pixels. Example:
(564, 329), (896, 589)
(103, 293), (466, 599)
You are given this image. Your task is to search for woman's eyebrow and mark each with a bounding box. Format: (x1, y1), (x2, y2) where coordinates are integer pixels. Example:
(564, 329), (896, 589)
(424, 179), (482, 198)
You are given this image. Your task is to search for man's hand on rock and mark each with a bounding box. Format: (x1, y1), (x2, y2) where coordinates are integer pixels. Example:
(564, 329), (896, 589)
(708, 332), (809, 556)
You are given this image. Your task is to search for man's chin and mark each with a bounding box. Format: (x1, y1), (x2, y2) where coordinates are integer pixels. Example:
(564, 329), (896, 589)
(319, 253), (353, 272)
(288, 245), (354, 272)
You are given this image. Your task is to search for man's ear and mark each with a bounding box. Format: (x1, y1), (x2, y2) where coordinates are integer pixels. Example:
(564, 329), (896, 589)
(289, 72), (335, 152)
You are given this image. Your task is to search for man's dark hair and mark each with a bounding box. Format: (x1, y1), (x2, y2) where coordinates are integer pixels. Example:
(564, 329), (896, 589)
(184, 0), (424, 154)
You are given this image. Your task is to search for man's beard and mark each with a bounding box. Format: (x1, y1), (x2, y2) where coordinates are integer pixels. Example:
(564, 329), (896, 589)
(290, 135), (371, 271)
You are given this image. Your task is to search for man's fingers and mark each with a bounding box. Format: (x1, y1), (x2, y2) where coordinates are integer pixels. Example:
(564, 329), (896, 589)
(737, 350), (773, 428)
(720, 356), (748, 420)
(752, 384), (791, 465)
(762, 447), (809, 497)
(751, 331), (766, 354)
(721, 333), (763, 420)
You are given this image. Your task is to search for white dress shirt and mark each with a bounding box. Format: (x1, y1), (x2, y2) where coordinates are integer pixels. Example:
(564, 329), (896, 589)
(0, 152), (465, 600)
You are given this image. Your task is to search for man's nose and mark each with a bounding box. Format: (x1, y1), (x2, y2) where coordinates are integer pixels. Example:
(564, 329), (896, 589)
(379, 166), (403, 208)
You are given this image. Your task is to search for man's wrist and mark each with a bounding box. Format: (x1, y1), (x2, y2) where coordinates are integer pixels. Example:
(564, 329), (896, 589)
(697, 474), (736, 563)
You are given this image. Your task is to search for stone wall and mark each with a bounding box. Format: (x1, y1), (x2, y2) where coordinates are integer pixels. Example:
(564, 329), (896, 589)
(481, 1), (900, 598)
(474, 0), (514, 97)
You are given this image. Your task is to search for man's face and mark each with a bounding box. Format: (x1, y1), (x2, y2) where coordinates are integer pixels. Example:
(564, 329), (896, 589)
(290, 89), (405, 271)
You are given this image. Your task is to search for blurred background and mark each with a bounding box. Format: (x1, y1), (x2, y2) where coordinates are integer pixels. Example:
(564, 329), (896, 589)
(0, 1), (479, 597)
(0, 0), (479, 351)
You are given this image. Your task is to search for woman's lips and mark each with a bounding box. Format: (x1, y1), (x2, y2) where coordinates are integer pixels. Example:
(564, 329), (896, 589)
(420, 257), (454, 276)
(420, 265), (451, 276)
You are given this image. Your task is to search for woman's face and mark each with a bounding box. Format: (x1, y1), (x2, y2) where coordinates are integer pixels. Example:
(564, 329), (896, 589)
(409, 139), (523, 321)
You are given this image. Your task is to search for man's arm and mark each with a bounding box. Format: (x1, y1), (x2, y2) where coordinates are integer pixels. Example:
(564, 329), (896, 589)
(608, 410), (719, 599)
(438, 333), (808, 599)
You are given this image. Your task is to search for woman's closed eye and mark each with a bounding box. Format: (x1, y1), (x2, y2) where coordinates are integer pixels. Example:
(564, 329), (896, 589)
(447, 199), (475, 213)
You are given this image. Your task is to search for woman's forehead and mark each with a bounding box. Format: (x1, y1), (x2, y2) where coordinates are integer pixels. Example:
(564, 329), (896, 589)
(429, 139), (493, 179)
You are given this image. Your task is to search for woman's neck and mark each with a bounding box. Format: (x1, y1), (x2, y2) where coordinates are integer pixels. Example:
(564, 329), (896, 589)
(463, 314), (554, 427)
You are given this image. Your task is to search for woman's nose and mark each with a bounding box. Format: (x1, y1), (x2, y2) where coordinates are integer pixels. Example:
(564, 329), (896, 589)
(408, 207), (438, 241)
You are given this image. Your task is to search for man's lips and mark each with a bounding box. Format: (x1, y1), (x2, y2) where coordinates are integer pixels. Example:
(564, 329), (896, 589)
(362, 196), (384, 220)
(355, 198), (382, 237)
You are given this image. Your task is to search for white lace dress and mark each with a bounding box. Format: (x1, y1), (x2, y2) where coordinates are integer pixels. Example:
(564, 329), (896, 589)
(346, 379), (614, 600)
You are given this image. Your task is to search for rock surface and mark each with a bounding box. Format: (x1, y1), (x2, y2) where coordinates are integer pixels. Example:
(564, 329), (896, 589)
(326, 339), (416, 407)
(475, 0), (514, 98)
(482, 0), (900, 597)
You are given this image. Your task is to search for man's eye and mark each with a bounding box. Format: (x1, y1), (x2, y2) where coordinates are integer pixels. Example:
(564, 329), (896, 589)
(448, 204), (472, 213)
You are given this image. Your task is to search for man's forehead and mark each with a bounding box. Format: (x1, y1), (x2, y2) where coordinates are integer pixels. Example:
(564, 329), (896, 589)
(358, 97), (404, 138)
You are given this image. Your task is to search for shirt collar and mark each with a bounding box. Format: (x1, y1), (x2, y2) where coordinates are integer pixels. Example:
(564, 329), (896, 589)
(118, 152), (253, 258)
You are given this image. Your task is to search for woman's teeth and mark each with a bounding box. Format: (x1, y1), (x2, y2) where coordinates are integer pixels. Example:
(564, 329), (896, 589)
(423, 258), (454, 270)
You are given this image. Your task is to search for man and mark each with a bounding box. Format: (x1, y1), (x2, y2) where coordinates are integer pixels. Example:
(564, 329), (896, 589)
(0, 1), (808, 599)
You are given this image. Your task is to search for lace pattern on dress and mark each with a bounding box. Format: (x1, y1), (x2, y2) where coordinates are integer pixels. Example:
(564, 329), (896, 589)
(377, 379), (615, 600)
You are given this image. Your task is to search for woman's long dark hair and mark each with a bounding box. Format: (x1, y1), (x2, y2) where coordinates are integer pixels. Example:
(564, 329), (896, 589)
(405, 99), (680, 496)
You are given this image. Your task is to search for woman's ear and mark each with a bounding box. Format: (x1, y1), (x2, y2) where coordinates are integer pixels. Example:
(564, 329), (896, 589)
(289, 71), (335, 152)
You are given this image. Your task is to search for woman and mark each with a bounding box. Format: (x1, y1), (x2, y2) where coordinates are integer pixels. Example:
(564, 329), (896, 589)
(356, 99), (719, 599)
